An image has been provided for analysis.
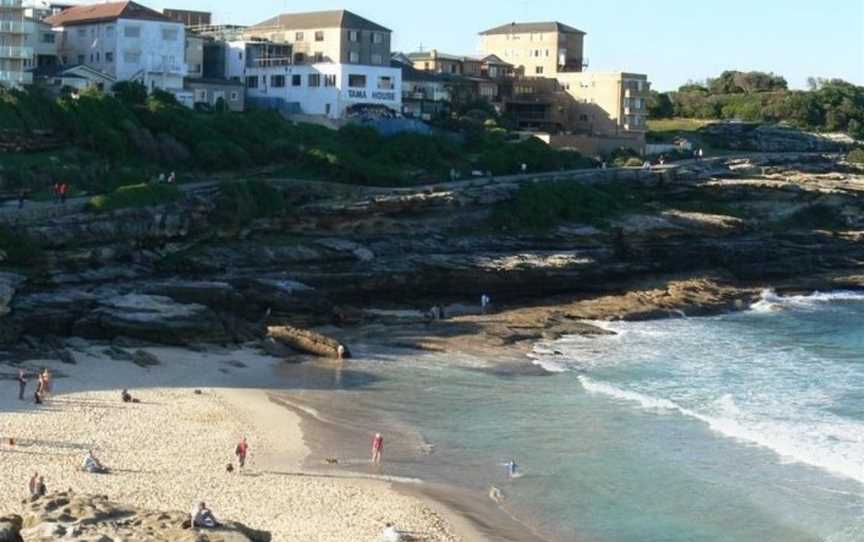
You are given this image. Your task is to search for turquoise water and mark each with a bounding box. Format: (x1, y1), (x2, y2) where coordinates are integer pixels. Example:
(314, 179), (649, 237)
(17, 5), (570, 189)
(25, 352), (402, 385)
(285, 291), (864, 541)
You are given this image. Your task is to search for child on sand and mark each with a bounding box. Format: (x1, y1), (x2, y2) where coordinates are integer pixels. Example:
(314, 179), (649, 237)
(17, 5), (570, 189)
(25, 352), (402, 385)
(371, 433), (384, 465)
(17, 369), (26, 400)
(234, 437), (249, 468)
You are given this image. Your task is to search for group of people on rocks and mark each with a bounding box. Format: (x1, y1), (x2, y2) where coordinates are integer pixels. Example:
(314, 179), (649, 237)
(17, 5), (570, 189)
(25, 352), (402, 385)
(52, 182), (70, 205)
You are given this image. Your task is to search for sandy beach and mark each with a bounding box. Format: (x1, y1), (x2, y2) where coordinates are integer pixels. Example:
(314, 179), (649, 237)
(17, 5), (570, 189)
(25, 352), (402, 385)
(0, 346), (474, 542)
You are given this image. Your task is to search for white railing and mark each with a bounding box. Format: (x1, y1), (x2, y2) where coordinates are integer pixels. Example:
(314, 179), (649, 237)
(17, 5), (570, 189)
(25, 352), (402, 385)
(0, 20), (24, 33)
(0, 45), (29, 59)
(0, 69), (30, 85)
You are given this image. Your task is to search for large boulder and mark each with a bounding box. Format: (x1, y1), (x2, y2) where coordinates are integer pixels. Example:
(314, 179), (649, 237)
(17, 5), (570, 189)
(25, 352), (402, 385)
(0, 515), (22, 542)
(76, 294), (229, 345)
(0, 272), (26, 317)
(267, 325), (348, 358)
(18, 492), (270, 542)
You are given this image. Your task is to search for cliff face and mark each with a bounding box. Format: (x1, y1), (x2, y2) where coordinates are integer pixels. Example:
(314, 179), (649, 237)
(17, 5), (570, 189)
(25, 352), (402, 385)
(2, 153), (863, 349)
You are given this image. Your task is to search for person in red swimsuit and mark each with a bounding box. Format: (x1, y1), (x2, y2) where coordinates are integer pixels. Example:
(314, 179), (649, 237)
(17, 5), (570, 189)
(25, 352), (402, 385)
(235, 437), (249, 468)
(371, 433), (383, 465)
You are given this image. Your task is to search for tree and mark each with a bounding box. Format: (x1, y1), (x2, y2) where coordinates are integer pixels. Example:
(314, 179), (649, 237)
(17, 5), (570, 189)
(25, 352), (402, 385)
(112, 81), (147, 106)
(647, 91), (674, 119)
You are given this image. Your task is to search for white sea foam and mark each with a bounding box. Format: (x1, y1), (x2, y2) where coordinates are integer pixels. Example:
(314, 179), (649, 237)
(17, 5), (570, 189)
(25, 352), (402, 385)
(750, 288), (864, 313)
(579, 375), (864, 485)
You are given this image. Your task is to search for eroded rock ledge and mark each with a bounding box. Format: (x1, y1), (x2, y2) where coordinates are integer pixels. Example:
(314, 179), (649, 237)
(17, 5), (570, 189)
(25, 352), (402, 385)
(1, 492), (270, 542)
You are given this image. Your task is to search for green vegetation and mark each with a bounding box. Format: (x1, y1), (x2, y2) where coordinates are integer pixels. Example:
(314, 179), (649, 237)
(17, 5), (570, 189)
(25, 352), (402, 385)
(87, 183), (182, 212)
(212, 180), (287, 227)
(0, 83), (595, 195)
(648, 71), (864, 138)
(0, 225), (42, 266)
(847, 148), (864, 164)
(489, 181), (644, 232)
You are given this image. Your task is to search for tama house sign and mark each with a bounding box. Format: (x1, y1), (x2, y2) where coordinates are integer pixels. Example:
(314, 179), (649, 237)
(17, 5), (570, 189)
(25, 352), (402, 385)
(346, 89), (397, 102)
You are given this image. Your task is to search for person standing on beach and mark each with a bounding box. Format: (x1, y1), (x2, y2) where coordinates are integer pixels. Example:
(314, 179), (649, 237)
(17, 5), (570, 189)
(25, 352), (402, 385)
(17, 369), (27, 401)
(28, 472), (38, 497)
(235, 437), (249, 469)
(371, 433), (384, 465)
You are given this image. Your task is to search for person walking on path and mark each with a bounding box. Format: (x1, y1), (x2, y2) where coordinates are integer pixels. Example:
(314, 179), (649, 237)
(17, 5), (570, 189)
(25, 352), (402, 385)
(234, 437), (249, 469)
(17, 369), (27, 401)
(52, 183), (61, 204)
(481, 294), (491, 314)
(59, 183), (68, 205)
(371, 433), (384, 465)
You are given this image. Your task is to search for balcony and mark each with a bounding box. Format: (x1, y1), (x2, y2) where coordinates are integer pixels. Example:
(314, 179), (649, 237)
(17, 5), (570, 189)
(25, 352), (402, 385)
(0, 45), (29, 59)
(0, 69), (31, 85)
(0, 20), (24, 33)
(0, 0), (22, 8)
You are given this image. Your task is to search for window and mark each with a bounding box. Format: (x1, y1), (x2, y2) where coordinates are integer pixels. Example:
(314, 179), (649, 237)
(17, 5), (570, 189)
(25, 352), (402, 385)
(377, 76), (393, 90)
(246, 75), (258, 88)
(348, 74), (366, 88)
(579, 114), (588, 121)
(123, 52), (140, 63)
(230, 91), (239, 101)
(324, 74), (336, 87)
(89, 53), (93, 62)
(295, 31), (304, 41)
(77, 54), (84, 64)
(348, 30), (359, 42)
(325, 103), (331, 115)
(77, 27), (86, 37)
(308, 73), (320, 87)
(371, 54), (382, 65)
(41, 33), (55, 43)
(292, 74), (301, 86)
(95, 52), (100, 62)
(349, 51), (359, 63)
(314, 30), (324, 41)
(194, 89), (207, 102)
(106, 26), (113, 36)
(535, 66), (543, 74)
(372, 32), (383, 44)
(313, 52), (323, 63)
(124, 25), (140, 38)
(271, 74), (285, 87)
(293, 52), (305, 64)
(162, 27), (178, 41)
(545, 49), (549, 57)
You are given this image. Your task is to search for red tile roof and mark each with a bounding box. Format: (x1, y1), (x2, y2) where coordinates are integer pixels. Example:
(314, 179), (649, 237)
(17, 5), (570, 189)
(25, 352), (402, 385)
(45, 1), (175, 27)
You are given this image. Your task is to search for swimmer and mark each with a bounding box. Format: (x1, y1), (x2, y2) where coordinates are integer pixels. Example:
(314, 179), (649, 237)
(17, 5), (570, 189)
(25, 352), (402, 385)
(504, 459), (520, 479)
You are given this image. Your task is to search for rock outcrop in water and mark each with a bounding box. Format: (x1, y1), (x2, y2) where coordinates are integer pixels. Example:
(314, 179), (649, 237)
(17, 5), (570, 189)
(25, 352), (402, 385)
(2, 152), (864, 354)
(4, 492), (270, 542)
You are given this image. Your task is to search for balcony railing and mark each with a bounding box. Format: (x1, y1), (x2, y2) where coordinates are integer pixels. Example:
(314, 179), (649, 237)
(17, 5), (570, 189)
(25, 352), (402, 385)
(0, 45), (29, 59)
(0, 0), (22, 8)
(0, 69), (30, 85)
(0, 20), (24, 33)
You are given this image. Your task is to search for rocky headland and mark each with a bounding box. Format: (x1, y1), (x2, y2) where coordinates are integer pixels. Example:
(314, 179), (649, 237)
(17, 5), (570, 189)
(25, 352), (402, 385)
(0, 152), (863, 361)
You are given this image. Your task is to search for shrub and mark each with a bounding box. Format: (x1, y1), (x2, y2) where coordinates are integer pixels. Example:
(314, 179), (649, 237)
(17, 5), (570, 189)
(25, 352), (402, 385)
(212, 180), (286, 226)
(0, 225), (42, 266)
(847, 148), (864, 164)
(490, 181), (644, 231)
(88, 183), (182, 212)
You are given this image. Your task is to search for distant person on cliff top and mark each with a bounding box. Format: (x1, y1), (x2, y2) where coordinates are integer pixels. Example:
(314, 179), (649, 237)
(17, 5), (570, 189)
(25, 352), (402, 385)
(235, 437), (249, 468)
(372, 433), (384, 465)
(17, 369), (27, 401)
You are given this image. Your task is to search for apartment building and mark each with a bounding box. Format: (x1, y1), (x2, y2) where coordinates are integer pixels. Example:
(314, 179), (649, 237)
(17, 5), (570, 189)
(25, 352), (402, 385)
(558, 72), (650, 135)
(46, 1), (187, 93)
(479, 21), (585, 77)
(227, 10), (401, 119)
(0, 0), (31, 87)
(23, 0), (79, 22)
(162, 8), (210, 28)
(244, 10), (391, 67)
(480, 20), (649, 139)
(23, 15), (56, 69)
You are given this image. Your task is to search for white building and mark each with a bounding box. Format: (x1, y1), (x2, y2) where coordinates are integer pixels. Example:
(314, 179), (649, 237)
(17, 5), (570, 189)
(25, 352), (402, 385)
(45, 0), (186, 93)
(23, 16), (56, 69)
(226, 40), (401, 119)
(0, 0), (30, 87)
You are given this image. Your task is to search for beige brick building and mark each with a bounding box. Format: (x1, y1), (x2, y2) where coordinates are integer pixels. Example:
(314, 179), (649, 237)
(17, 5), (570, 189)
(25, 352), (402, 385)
(244, 10), (391, 67)
(479, 21), (585, 77)
(480, 21), (649, 139)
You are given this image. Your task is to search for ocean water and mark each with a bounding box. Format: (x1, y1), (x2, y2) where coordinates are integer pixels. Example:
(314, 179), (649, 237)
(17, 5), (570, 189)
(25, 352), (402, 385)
(279, 291), (864, 542)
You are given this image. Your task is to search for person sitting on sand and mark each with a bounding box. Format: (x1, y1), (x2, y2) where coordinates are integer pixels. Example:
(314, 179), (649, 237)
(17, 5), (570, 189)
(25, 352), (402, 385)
(380, 522), (403, 542)
(82, 450), (109, 474)
(28, 472), (39, 497)
(121, 389), (134, 403)
(192, 502), (219, 528)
